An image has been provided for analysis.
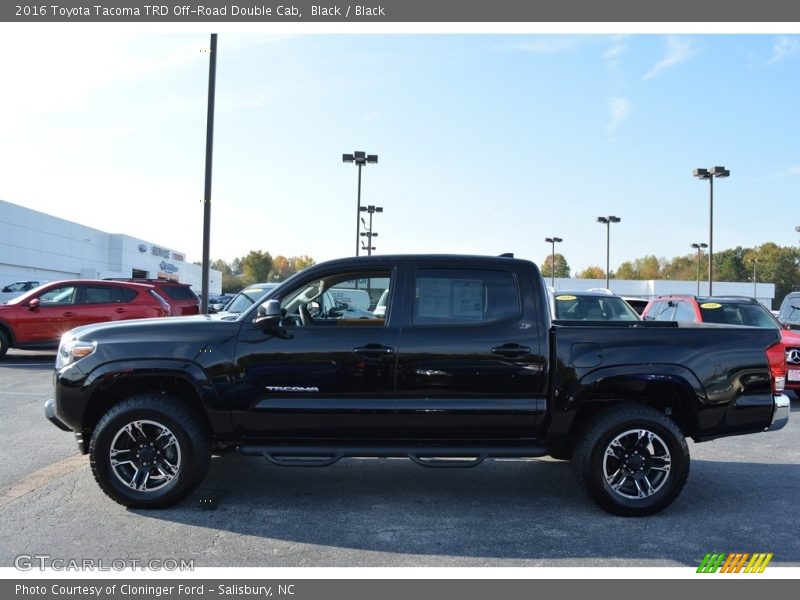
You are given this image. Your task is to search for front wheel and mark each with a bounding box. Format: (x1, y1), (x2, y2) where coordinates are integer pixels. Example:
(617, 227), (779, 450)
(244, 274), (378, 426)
(89, 394), (211, 508)
(0, 330), (9, 359)
(574, 404), (689, 516)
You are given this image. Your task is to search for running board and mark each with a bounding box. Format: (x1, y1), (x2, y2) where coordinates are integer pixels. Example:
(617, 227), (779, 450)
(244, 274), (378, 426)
(238, 444), (550, 468)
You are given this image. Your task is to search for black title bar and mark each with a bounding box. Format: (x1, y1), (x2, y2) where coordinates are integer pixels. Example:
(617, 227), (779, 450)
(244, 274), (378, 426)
(4, 0), (800, 23)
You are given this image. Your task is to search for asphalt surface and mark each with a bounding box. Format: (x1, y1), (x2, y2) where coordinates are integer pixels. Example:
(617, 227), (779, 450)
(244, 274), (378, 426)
(1, 349), (799, 568)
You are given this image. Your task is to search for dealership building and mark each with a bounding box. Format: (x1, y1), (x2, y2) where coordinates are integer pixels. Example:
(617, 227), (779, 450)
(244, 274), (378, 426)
(0, 198), (221, 294)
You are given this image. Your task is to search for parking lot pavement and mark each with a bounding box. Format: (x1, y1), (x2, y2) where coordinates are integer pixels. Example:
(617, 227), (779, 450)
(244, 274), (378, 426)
(1, 353), (799, 568)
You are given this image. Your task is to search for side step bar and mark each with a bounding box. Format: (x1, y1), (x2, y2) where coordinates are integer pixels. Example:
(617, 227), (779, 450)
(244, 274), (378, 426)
(238, 444), (550, 468)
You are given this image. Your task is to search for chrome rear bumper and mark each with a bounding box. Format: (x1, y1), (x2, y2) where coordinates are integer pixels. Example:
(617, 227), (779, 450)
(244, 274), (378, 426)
(767, 394), (791, 431)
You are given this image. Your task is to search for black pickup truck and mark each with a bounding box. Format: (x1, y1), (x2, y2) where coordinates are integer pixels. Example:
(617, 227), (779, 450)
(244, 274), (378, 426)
(45, 255), (790, 515)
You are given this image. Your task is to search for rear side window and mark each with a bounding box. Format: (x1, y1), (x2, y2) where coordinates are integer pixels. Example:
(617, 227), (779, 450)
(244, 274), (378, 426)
(413, 268), (519, 325)
(81, 286), (120, 304)
(161, 286), (198, 301)
(117, 287), (138, 302)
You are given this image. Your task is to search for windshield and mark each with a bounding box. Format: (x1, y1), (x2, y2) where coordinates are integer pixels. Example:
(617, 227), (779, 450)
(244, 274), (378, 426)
(554, 294), (639, 321)
(224, 286), (275, 314)
(778, 296), (800, 324)
(699, 301), (780, 328)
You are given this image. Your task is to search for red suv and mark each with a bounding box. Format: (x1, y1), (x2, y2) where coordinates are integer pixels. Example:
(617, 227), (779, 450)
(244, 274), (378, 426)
(642, 294), (800, 393)
(104, 279), (199, 316)
(0, 280), (170, 358)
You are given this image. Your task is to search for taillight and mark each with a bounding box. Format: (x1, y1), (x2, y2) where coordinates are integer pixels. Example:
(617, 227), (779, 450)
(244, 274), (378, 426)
(766, 341), (786, 394)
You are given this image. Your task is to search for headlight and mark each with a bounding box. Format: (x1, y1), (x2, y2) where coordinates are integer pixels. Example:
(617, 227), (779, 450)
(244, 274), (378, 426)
(56, 336), (96, 369)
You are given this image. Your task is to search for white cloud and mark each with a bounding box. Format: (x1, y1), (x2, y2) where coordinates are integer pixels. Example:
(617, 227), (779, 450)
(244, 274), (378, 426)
(604, 36), (627, 67)
(508, 36), (585, 54)
(643, 36), (695, 80)
(607, 96), (632, 134)
(0, 31), (207, 121)
(767, 36), (800, 65)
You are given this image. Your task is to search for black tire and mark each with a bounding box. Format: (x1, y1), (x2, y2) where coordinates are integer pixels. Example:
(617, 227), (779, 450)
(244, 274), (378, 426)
(89, 394), (211, 508)
(574, 404), (689, 516)
(0, 330), (9, 359)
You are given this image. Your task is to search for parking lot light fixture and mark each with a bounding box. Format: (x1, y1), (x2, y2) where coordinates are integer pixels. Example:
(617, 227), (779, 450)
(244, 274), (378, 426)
(545, 237), (563, 288)
(693, 166), (730, 296)
(359, 205), (383, 256)
(596, 216), (621, 290)
(690, 243), (708, 296)
(343, 151), (378, 256)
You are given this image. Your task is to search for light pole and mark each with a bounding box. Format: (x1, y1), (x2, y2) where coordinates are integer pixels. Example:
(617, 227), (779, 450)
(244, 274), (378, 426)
(359, 205), (383, 256)
(693, 166), (730, 296)
(751, 258), (758, 298)
(690, 242), (708, 296)
(343, 151), (378, 256)
(200, 33), (218, 314)
(545, 237), (563, 288)
(596, 216), (621, 290)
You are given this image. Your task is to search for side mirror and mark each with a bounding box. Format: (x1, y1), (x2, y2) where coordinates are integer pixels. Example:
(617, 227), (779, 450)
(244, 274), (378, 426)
(253, 299), (282, 331)
(28, 298), (41, 311)
(1, 286), (10, 292)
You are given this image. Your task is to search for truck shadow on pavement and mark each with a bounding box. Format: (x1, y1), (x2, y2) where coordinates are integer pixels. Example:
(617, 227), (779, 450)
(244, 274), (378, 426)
(142, 454), (800, 565)
(0, 351), (56, 370)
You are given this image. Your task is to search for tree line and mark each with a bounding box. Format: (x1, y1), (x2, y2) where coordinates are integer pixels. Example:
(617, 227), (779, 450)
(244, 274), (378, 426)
(542, 242), (800, 301)
(205, 252), (316, 293)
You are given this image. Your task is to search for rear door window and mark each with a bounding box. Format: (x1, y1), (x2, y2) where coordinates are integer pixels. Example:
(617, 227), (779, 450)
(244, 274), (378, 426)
(413, 268), (519, 325)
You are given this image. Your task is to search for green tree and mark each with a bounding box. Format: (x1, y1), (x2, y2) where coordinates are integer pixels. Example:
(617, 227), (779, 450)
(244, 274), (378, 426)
(210, 259), (243, 293)
(747, 243), (800, 302)
(240, 250), (273, 285)
(662, 253), (703, 283)
(713, 246), (748, 283)
(613, 255), (661, 280)
(577, 266), (605, 279)
(615, 261), (638, 280)
(541, 253), (570, 278)
(639, 255), (662, 280)
(292, 255), (316, 272)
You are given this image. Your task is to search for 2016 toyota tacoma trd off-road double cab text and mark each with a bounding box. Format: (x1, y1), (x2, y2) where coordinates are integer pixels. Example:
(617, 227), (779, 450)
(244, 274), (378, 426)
(45, 255), (790, 515)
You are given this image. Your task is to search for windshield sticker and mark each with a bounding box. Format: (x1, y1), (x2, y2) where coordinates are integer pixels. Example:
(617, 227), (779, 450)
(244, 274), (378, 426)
(700, 302), (722, 309)
(556, 295), (577, 301)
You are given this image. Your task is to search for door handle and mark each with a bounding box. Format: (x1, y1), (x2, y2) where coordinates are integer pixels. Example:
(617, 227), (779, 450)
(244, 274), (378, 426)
(491, 344), (531, 358)
(353, 344), (395, 356)
(63, 311), (77, 317)
(114, 308), (127, 313)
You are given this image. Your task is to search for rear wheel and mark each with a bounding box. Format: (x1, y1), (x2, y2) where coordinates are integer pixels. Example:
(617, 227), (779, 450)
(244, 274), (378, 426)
(574, 404), (689, 516)
(89, 394), (210, 508)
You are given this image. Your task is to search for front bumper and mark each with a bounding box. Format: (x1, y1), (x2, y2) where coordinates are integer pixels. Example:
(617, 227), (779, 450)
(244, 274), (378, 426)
(44, 398), (71, 431)
(766, 394), (791, 431)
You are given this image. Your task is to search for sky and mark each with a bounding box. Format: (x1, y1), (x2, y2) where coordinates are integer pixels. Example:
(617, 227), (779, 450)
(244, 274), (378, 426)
(1, 30), (799, 274)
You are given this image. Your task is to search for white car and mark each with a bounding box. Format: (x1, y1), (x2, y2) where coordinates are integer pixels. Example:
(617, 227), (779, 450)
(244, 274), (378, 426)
(210, 283), (279, 320)
(329, 288), (372, 311)
(373, 289), (389, 317)
(0, 280), (48, 304)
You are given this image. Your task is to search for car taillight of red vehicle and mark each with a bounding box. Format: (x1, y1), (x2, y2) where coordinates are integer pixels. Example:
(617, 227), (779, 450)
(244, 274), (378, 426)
(766, 341), (786, 394)
(149, 290), (171, 317)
